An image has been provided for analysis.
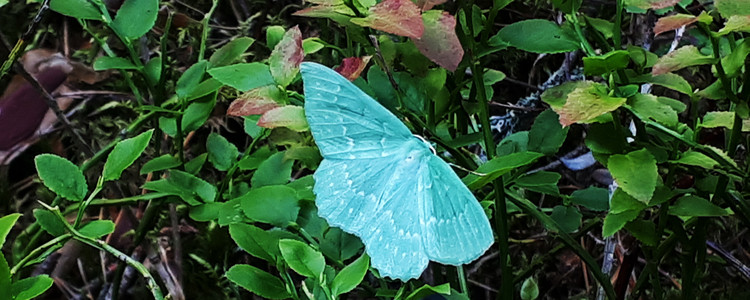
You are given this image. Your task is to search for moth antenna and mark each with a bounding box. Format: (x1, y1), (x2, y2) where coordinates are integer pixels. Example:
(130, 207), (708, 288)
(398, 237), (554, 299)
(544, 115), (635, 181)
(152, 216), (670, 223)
(449, 163), (486, 176)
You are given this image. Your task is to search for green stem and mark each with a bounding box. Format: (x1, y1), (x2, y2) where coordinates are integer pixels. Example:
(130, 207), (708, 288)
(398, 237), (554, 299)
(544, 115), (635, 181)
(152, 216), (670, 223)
(568, 13), (596, 57)
(457, 265), (469, 296)
(505, 190), (616, 299)
(10, 234), (70, 276)
(460, 1), (513, 296)
(199, 0), (220, 60)
(74, 177), (104, 228)
(44, 204), (164, 299)
(613, 0), (623, 49)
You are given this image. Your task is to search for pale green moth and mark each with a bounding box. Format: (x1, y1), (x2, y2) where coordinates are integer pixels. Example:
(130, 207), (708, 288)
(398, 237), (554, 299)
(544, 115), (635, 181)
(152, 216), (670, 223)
(301, 62), (494, 281)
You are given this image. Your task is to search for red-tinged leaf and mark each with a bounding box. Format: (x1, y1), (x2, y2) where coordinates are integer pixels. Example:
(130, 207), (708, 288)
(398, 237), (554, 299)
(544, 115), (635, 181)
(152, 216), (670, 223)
(413, 10), (463, 71)
(307, 0), (343, 4)
(334, 56), (372, 81)
(258, 106), (309, 132)
(555, 81), (626, 127)
(718, 15), (750, 36)
(625, 0), (681, 10)
(351, 0), (424, 39)
(269, 26), (304, 87)
(652, 45), (716, 75)
(654, 14), (697, 36)
(293, 4), (356, 24)
(416, 0), (447, 10)
(227, 85), (284, 117)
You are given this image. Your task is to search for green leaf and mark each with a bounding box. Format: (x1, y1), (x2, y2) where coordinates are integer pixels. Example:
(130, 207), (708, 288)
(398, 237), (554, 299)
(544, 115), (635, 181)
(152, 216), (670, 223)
(715, 0), (750, 18)
(239, 147), (273, 171)
(12, 275), (54, 300)
(269, 26), (304, 87)
(541, 81), (587, 109)
(161, 97), (217, 137)
(570, 187), (609, 211)
(670, 150), (719, 169)
(302, 38), (325, 54)
(627, 45), (659, 68)
(715, 39), (750, 78)
(701, 111), (735, 129)
(206, 133), (239, 171)
(585, 121), (628, 154)
(252, 152), (293, 187)
(227, 264), (291, 299)
(718, 15), (750, 36)
(208, 63), (275, 92)
(320, 227), (363, 262)
(266, 25), (286, 50)
(142, 169), (216, 205)
(520, 276), (540, 300)
(603, 210), (639, 237)
(464, 152), (544, 190)
(209, 37), (255, 68)
(78, 220), (115, 238)
(625, 220), (657, 246)
(218, 199), (244, 226)
(93, 56), (138, 70)
(648, 73), (693, 96)
(189, 202), (222, 222)
(176, 60), (208, 100)
(33, 209), (67, 236)
(244, 115), (265, 139)
(34, 154), (87, 201)
(652, 45), (716, 75)
(404, 283), (451, 300)
(257, 106), (309, 132)
(279, 239), (326, 278)
(332, 254), (370, 296)
(610, 188), (647, 214)
(0, 213), (20, 248)
(492, 19), (580, 54)
(50, 0), (102, 20)
(111, 0), (158, 39)
(185, 153), (208, 175)
(240, 185), (299, 227)
(185, 78), (224, 101)
(608, 149), (658, 203)
(548, 205), (582, 233)
(670, 195), (730, 217)
(0, 255), (10, 300)
(583, 50), (630, 75)
(496, 131), (529, 156)
(103, 129), (154, 181)
(528, 109), (568, 155)
(555, 81), (626, 127)
(140, 154), (181, 174)
(230, 223), (280, 263)
(586, 16), (614, 39)
(144, 56), (162, 84)
(284, 146), (322, 169)
(514, 171), (561, 195)
(627, 93), (678, 127)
